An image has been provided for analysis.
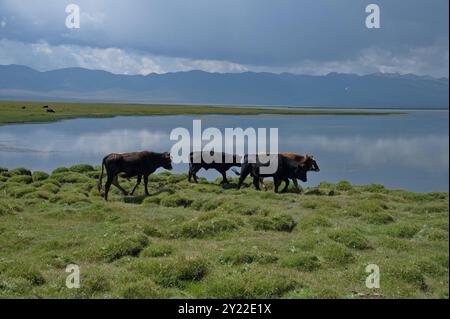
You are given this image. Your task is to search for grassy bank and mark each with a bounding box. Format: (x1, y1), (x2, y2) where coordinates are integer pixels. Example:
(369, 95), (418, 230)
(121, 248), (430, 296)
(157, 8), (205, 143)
(0, 101), (403, 125)
(0, 165), (448, 299)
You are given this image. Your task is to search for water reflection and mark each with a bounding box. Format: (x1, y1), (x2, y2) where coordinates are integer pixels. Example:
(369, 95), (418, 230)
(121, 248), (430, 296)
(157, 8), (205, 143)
(284, 135), (449, 172)
(0, 111), (448, 192)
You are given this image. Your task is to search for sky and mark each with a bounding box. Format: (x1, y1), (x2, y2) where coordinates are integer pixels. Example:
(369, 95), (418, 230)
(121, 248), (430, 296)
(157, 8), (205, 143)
(0, 0), (448, 77)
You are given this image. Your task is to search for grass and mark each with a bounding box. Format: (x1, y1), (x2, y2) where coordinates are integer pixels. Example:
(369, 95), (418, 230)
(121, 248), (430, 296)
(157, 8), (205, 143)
(0, 100), (404, 125)
(0, 166), (448, 298)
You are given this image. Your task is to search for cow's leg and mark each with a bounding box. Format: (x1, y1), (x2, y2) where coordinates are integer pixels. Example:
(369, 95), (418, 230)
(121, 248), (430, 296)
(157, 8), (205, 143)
(292, 179), (302, 193)
(112, 175), (129, 196)
(237, 165), (251, 189)
(130, 175), (142, 196)
(281, 178), (290, 193)
(220, 170), (229, 184)
(104, 173), (114, 201)
(188, 164), (193, 182)
(253, 175), (261, 191)
(143, 175), (150, 196)
(192, 167), (200, 183)
(274, 178), (282, 193)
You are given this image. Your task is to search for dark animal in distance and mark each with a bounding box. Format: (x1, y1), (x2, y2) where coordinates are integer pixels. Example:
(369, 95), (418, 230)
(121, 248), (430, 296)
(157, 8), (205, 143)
(46, 108), (55, 113)
(236, 154), (308, 193)
(98, 151), (172, 200)
(42, 105), (49, 109)
(189, 151), (241, 184)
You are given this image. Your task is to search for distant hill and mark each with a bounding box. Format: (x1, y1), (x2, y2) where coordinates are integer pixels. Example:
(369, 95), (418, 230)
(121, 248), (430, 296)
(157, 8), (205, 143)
(0, 64), (448, 108)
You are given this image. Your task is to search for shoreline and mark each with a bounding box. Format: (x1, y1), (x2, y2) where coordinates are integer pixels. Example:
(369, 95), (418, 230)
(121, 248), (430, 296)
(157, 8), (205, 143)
(0, 166), (447, 195)
(0, 100), (405, 126)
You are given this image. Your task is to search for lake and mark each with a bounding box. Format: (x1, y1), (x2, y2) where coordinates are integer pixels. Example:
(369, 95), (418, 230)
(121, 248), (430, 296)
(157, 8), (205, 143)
(0, 110), (448, 192)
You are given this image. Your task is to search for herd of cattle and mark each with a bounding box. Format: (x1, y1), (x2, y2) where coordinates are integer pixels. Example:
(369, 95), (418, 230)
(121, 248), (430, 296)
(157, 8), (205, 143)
(98, 151), (320, 200)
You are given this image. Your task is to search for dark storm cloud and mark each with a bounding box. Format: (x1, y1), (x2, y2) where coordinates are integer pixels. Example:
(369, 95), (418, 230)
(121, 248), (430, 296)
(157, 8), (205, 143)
(0, 0), (448, 75)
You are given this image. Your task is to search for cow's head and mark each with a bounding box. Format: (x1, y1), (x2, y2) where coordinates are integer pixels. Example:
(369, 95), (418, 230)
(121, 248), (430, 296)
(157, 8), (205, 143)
(162, 152), (173, 170)
(295, 163), (308, 182)
(302, 155), (320, 172)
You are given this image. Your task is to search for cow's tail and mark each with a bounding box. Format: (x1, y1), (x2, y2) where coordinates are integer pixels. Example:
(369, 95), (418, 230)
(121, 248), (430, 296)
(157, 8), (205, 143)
(232, 168), (241, 176)
(97, 157), (107, 193)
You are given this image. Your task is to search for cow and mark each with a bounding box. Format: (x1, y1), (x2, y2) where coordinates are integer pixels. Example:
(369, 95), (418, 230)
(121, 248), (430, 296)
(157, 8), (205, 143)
(282, 153), (320, 172)
(235, 154), (308, 193)
(188, 151), (241, 185)
(97, 151), (172, 200)
(259, 153), (320, 192)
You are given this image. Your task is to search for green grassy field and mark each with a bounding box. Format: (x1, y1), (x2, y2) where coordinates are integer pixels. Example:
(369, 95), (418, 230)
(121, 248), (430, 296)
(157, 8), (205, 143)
(0, 100), (403, 125)
(0, 165), (448, 299)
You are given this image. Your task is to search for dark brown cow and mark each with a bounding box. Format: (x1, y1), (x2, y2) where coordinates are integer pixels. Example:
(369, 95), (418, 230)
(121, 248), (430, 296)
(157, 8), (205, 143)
(188, 151), (241, 184)
(259, 153), (320, 192)
(281, 153), (320, 172)
(236, 154), (308, 193)
(98, 151), (172, 200)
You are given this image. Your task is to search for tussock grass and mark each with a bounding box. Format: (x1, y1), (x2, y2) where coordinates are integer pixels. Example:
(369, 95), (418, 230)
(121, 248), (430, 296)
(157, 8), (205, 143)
(120, 279), (166, 299)
(1, 262), (46, 286)
(69, 164), (95, 173)
(328, 228), (372, 250)
(102, 234), (149, 262)
(206, 268), (298, 298)
(218, 249), (278, 265)
(135, 257), (208, 287)
(0, 200), (23, 216)
(385, 223), (421, 239)
(170, 216), (239, 239)
(319, 243), (355, 266)
(141, 244), (175, 258)
(0, 166), (447, 298)
(9, 175), (33, 184)
(32, 171), (49, 182)
(300, 214), (333, 228)
(252, 214), (297, 232)
(281, 254), (321, 272)
(10, 168), (32, 176)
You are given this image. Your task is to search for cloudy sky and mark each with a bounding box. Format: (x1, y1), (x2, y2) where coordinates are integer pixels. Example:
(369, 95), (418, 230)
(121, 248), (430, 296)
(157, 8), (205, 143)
(0, 0), (448, 77)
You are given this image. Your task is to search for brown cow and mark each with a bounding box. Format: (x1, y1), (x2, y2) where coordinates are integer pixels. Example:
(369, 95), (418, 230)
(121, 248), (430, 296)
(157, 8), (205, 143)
(281, 153), (320, 172)
(236, 154), (308, 193)
(259, 153), (320, 192)
(98, 151), (172, 200)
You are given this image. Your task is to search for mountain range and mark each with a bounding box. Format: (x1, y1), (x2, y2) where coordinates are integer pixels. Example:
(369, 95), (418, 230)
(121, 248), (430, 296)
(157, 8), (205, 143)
(0, 64), (448, 108)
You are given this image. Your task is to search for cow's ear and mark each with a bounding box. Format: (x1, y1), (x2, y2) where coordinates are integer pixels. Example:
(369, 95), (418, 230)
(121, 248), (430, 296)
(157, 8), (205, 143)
(164, 152), (171, 158)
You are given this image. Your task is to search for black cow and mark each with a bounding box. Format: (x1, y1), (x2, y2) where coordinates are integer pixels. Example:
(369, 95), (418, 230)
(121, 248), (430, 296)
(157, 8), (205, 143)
(236, 154), (308, 193)
(259, 153), (320, 192)
(98, 151), (172, 200)
(188, 151), (241, 184)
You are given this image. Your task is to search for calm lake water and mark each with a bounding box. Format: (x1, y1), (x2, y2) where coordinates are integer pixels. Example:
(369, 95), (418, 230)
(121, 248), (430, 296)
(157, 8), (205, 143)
(0, 110), (448, 192)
